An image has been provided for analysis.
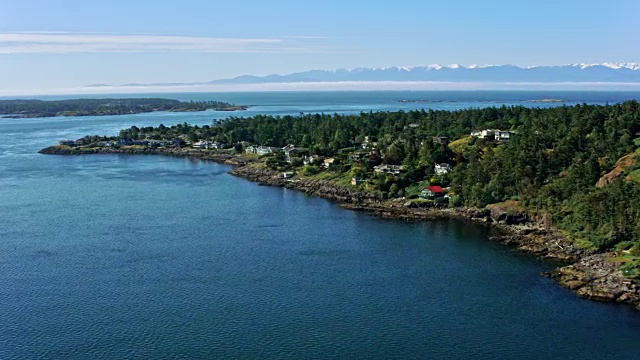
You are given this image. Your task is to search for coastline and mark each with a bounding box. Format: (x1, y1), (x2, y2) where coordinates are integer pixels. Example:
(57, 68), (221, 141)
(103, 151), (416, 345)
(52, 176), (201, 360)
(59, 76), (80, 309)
(39, 145), (640, 310)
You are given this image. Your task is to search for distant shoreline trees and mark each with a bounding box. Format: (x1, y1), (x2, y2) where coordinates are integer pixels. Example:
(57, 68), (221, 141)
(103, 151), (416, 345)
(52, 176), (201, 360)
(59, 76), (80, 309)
(0, 98), (247, 118)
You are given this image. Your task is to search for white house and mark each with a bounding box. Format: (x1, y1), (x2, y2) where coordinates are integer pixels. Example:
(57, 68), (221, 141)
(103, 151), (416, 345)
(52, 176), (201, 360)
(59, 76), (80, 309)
(245, 145), (259, 154)
(192, 140), (210, 149)
(192, 140), (225, 149)
(495, 130), (516, 141)
(471, 129), (496, 139)
(257, 146), (279, 156)
(373, 164), (404, 175)
(434, 163), (453, 175)
(471, 129), (516, 141)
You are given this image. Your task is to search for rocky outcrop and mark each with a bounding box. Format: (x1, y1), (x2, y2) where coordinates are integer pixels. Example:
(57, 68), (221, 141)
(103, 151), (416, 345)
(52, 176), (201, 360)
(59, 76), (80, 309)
(488, 227), (586, 263)
(549, 254), (640, 306)
(487, 202), (530, 225)
(38, 146), (254, 166)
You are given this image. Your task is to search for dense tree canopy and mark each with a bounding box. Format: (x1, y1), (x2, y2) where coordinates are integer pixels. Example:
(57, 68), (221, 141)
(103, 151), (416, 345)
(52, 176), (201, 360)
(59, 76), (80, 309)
(112, 101), (640, 255)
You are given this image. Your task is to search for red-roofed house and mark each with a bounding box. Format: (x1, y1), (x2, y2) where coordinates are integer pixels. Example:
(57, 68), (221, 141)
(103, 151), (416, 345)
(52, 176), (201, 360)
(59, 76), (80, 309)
(420, 185), (446, 199)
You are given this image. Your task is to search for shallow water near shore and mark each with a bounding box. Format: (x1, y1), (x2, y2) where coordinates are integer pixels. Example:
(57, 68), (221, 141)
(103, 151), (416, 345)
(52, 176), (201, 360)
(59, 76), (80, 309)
(2, 91), (640, 359)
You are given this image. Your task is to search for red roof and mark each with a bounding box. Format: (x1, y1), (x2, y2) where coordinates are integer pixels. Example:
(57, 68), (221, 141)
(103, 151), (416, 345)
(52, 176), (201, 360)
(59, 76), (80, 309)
(426, 185), (445, 193)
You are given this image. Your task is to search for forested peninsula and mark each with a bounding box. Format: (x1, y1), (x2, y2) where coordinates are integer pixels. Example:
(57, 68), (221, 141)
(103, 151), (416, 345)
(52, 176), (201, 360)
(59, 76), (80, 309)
(0, 98), (248, 118)
(40, 101), (640, 309)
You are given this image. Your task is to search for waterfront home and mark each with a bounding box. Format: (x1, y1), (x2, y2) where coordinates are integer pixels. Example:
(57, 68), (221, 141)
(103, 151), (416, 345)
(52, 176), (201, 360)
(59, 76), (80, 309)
(172, 138), (185, 147)
(245, 145), (259, 154)
(148, 140), (171, 147)
(282, 172), (294, 179)
(282, 145), (302, 163)
(192, 140), (208, 149)
(420, 185), (445, 199)
(131, 140), (149, 146)
(323, 158), (336, 168)
(373, 164), (404, 175)
(434, 163), (453, 175)
(257, 146), (279, 156)
(192, 140), (225, 149)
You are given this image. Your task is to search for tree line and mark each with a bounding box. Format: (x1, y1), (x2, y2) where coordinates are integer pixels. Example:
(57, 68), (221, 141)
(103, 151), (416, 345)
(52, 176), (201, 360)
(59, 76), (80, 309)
(0, 98), (242, 118)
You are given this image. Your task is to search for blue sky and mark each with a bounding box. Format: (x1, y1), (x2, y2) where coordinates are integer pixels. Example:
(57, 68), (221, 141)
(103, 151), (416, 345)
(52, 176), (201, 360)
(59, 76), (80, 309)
(0, 0), (638, 94)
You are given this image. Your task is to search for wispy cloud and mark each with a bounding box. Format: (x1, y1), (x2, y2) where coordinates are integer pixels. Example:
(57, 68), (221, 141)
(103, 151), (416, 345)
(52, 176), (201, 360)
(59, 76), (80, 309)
(0, 32), (328, 54)
(5, 81), (640, 97)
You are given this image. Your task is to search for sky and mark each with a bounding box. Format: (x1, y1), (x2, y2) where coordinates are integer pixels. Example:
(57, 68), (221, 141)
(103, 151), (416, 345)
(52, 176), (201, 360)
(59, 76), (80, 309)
(0, 0), (639, 94)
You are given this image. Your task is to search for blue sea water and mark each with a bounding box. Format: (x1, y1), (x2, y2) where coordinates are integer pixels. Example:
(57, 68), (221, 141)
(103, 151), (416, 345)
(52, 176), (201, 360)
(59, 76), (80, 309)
(1, 91), (640, 359)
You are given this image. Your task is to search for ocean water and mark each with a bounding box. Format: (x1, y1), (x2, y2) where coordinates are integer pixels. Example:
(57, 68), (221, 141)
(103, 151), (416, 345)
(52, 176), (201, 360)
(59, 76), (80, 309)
(1, 91), (640, 359)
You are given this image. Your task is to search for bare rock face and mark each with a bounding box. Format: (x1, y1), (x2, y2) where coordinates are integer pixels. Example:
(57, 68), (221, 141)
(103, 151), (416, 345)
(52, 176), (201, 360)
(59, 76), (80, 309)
(487, 204), (529, 225)
(596, 151), (639, 187)
(490, 206), (508, 223)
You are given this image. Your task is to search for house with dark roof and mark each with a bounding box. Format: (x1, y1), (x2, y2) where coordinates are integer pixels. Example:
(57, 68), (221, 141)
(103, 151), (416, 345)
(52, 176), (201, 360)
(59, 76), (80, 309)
(433, 136), (449, 145)
(373, 164), (405, 175)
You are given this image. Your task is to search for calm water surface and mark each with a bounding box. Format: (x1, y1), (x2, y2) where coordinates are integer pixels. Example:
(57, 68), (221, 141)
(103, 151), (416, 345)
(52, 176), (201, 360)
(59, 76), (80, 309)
(1, 91), (640, 359)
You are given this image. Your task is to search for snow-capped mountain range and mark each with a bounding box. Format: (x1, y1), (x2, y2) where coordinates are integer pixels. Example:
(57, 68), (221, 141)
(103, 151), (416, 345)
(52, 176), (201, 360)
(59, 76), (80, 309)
(90, 63), (640, 87)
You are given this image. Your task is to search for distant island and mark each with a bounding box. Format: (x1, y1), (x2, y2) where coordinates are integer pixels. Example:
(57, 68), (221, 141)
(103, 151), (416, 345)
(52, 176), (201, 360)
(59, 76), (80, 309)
(526, 99), (565, 103)
(0, 98), (248, 118)
(397, 99), (453, 103)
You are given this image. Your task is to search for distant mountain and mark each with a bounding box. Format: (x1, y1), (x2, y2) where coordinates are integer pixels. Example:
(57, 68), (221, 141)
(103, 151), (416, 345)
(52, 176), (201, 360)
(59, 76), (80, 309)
(89, 63), (640, 87)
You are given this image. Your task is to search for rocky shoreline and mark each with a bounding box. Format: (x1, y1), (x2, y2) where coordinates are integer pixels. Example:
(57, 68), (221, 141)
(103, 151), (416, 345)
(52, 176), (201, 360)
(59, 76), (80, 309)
(39, 145), (640, 310)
